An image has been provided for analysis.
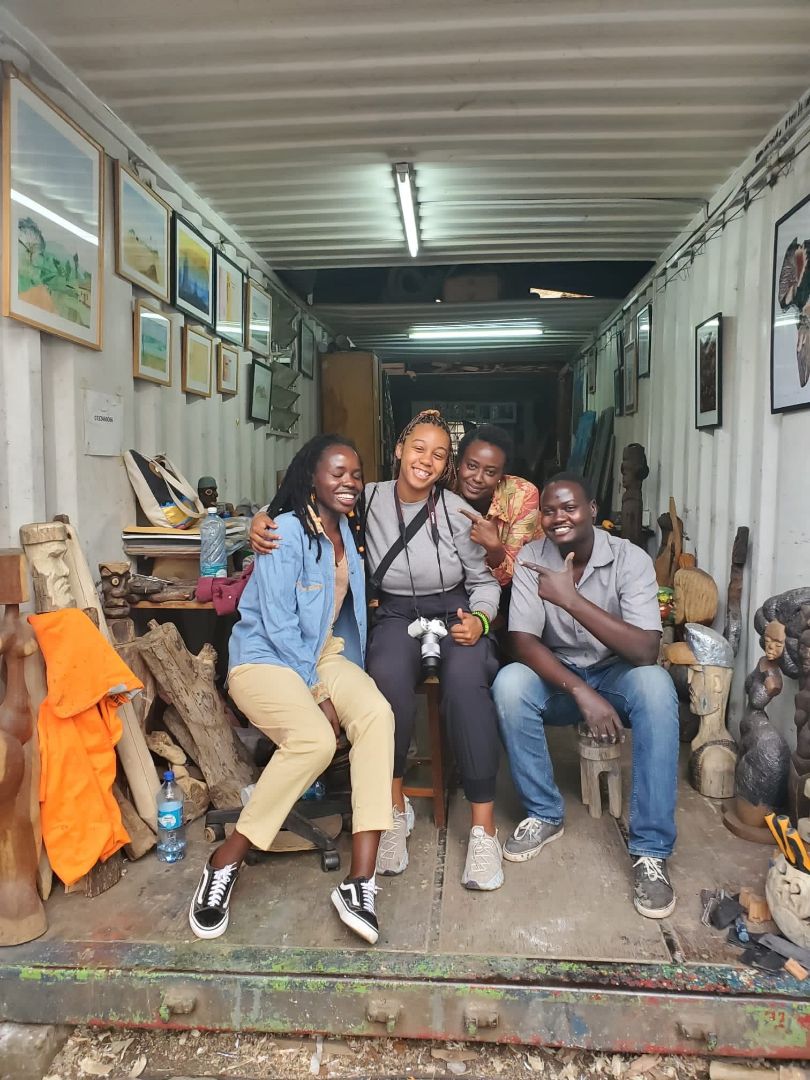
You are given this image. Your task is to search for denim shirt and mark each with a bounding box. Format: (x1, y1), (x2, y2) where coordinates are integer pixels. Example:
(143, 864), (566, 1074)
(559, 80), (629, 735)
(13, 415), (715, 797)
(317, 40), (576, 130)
(229, 512), (366, 684)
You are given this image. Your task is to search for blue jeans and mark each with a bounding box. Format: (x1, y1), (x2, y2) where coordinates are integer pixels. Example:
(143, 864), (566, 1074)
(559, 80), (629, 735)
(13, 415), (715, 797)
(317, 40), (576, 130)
(493, 660), (679, 858)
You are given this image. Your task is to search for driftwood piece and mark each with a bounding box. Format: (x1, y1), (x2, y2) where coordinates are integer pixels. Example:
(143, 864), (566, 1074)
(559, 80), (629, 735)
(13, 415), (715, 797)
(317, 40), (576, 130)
(20, 519), (160, 827)
(162, 704), (201, 763)
(64, 851), (123, 897)
(146, 729), (187, 766)
(114, 638), (156, 733)
(723, 527), (750, 656)
(0, 552), (47, 946)
(113, 784), (156, 860)
(176, 774), (210, 822)
(137, 620), (256, 808)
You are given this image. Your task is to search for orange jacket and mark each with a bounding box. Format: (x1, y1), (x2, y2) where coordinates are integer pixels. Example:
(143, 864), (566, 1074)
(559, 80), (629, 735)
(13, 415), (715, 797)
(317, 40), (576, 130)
(29, 608), (142, 885)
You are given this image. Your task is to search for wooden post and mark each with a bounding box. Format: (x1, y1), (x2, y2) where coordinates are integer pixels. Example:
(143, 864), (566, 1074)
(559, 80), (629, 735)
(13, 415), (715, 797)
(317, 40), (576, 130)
(0, 550), (47, 945)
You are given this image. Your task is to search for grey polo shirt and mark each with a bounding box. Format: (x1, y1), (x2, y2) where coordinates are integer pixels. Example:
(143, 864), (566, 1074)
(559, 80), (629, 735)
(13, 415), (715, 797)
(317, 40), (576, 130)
(509, 529), (662, 669)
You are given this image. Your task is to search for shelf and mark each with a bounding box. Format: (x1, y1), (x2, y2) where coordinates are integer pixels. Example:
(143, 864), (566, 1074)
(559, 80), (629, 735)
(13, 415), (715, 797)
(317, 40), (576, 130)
(266, 428), (297, 439)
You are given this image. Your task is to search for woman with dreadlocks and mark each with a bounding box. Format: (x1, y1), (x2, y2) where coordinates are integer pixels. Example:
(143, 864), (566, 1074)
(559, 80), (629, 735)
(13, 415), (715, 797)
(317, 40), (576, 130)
(250, 411), (504, 892)
(189, 435), (394, 945)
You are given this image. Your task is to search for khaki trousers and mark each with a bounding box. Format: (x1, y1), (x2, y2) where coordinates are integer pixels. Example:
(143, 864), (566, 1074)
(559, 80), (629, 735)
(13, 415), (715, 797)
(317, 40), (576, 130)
(228, 636), (394, 851)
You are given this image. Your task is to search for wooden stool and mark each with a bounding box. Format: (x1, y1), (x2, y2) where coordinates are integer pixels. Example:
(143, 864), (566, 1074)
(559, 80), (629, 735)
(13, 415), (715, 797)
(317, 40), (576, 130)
(402, 677), (448, 828)
(578, 725), (622, 819)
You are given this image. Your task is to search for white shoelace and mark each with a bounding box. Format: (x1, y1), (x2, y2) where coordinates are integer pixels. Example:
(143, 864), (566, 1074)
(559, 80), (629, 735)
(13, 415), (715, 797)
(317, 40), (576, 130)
(360, 879), (380, 915)
(378, 808), (407, 858)
(204, 863), (237, 907)
(468, 834), (499, 875)
(513, 817), (544, 842)
(633, 856), (668, 884)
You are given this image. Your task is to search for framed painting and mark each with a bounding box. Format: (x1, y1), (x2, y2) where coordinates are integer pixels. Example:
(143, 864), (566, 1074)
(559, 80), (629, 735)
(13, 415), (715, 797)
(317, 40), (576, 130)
(2, 71), (104, 349)
(217, 341), (240, 396)
(771, 191), (810, 414)
(215, 250), (245, 346)
(172, 214), (214, 326)
(623, 335), (638, 415)
(636, 303), (652, 378)
(695, 313), (722, 429)
(613, 329), (624, 416)
(181, 324), (213, 397)
(132, 300), (172, 386)
(299, 320), (317, 379)
(250, 358), (273, 422)
(114, 162), (170, 302)
(245, 279), (272, 355)
(586, 347), (597, 395)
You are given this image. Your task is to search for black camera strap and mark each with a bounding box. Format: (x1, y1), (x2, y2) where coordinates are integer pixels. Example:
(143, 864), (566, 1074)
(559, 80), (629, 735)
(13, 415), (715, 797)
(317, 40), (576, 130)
(392, 486), (450, 625)
(368, 499), (430, 593)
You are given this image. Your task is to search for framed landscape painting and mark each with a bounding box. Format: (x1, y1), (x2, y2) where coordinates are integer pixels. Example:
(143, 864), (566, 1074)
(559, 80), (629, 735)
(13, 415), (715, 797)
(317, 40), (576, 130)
(133, 300), (172, 385)
(636, 303), (652, 378)
(2, 71), (104, 349)
(215, 250), (245, 346)
(181, 324), (213, 398)
(771, 192), (810, 414)
(115, 162), (171, 302)
(217, 341), (240, 396)
(250, 358), (273, 422)
(172, 214), (214, 326)
(246, 280), (272, 355)
(695, 313), (722, 429)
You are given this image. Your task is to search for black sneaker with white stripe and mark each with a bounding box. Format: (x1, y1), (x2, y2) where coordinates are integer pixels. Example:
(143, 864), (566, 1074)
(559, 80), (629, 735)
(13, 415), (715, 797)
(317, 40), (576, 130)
(330, 876), (380, 944)
(189, 859), (239, 939)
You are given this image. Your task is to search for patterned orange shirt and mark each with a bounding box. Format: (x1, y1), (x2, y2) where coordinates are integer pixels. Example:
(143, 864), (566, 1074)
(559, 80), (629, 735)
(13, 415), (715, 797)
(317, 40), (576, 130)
(484, 474), (543, 586)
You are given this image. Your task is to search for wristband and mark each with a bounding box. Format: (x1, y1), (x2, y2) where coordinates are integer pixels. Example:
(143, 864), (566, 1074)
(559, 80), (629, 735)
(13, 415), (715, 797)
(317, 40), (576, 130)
(471, 610), (490, 636)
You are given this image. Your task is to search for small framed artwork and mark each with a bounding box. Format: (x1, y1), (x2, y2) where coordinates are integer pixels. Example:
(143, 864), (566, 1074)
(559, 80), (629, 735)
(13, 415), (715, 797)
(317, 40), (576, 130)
(215, 250), (245, 346)
(245, 280), (272, 355)
(172, 214), (214, 326)
(114, 162), (171, 302)
(217, 341), (240, 396)
(132, 300), (172, 386)
(250, 358), (273, 422)
(695, 313), (722, 429)
(2, 70), (104, 349)
(586, 347), (597, 395)
(623, 335), (638, 415)
(181, 324), (213, 397)
(636, 303), (652, 378)
(771, 192), (810, 414)
(299, 320), (317, 379)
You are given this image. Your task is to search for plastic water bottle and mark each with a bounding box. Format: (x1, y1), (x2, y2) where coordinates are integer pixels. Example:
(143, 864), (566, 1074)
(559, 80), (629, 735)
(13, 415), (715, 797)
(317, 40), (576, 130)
(156, 770), (186, 863)
(200, 507), (227, 578)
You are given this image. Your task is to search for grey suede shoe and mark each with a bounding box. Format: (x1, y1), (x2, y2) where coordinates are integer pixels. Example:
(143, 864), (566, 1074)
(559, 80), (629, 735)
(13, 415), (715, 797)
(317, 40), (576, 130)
(502, 817), (564, 862)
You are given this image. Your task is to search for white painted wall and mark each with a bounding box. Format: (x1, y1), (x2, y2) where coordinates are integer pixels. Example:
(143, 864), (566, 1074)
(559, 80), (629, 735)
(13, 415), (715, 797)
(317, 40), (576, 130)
(0, 83), (320, 573)
(582, 150), (810, 743)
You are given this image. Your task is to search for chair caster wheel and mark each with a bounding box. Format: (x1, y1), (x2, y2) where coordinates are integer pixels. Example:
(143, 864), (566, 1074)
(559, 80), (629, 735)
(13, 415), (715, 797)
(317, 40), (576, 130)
(205, 824), (225, 843)
(321, 850), (340, 872)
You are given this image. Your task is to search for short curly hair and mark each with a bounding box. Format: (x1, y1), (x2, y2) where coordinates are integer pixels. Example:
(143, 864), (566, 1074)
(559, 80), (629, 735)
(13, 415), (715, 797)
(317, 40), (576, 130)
(456, 424), (513, 469)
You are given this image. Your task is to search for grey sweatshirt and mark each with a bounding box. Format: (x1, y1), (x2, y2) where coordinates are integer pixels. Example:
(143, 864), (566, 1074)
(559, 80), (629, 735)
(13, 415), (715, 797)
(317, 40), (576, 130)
(365, 481), (500, 621)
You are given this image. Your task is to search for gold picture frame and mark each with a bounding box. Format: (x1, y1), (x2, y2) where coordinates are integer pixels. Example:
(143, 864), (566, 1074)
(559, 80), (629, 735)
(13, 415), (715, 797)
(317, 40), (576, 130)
(217, 341), (240, 396)
(115, 162), (171, 303)
(181, 324), (213, 398)
(2, 69), (104, 349)
(245, 279), (272, 355)
(133, 300), (172, 386)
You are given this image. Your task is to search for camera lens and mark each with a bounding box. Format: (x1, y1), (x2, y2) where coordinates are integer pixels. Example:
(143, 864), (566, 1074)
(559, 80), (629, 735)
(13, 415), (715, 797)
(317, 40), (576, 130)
(421, 632), (442, 677)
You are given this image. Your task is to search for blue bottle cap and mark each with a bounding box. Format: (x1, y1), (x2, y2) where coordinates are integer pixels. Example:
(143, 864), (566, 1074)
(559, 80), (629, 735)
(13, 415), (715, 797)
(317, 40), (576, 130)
(163, 770), (174, 781)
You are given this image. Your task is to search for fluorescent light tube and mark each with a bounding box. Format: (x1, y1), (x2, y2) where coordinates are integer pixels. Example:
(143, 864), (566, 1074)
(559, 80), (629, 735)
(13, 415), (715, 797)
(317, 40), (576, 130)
(409, 327), (543, 341)
(394, 163), (419, 258)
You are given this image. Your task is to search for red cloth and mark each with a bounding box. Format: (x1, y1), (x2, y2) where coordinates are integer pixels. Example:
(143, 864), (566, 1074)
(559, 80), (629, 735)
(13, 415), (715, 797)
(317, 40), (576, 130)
(29, 608), (141, 885)
(195, 561), (254, 615)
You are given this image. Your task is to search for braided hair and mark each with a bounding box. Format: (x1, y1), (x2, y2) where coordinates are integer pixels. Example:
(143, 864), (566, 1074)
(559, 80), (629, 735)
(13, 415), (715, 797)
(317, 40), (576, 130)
(394, 409), (457, 490)
(269, 434), (366, 561)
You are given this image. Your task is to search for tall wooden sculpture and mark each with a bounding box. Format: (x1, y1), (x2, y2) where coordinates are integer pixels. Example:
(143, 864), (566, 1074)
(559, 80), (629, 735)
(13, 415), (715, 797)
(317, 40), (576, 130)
(619, 443), (648, 548)
(0, 551), (47, 944)
(685, 623), (737, 799)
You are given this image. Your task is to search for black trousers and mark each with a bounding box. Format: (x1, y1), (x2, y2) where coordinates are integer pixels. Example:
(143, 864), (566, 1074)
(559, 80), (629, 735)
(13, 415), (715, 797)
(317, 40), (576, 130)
(366, 587), (500, 804)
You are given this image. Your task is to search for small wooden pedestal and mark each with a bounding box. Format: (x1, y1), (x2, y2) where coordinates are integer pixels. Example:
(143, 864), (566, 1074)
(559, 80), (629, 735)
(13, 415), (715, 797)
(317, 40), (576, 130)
(578, 726), (623, 819)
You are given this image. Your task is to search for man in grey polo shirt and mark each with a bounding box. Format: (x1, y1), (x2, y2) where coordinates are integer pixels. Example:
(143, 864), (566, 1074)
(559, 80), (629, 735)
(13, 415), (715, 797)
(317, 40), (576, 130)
(492, 472), (679, 919)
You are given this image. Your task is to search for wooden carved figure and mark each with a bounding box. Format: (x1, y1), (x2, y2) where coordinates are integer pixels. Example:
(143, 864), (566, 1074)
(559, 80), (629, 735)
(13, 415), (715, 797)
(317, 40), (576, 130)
(0, 550), (47, 944)
(790, 610), (810, 821)
(685, 623), (737, 799)
(197, 476), (219, 510)
(99, 561), (131, 619)
(724, 620), (790, 844)
(619, 443), (648, 548)
(766, 853), (810, 949)
(723, 526), (749, 657)
(654, 498), (684, 588)
(673, 567), (719, 628)
(18, 522), (75, 613)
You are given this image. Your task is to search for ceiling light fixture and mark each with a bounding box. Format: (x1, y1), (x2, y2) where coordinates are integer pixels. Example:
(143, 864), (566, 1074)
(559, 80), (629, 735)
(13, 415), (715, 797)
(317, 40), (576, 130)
(393, 162), (419, 258)
(409, 327), (543, 341)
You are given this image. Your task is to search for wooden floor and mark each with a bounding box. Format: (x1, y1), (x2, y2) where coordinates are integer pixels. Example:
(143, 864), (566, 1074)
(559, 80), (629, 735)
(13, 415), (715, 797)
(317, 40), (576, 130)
(35, 730), (773, 966)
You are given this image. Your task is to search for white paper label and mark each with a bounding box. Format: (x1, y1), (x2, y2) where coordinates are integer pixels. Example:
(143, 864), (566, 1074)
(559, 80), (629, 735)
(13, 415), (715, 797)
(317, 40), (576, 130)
(83, 390), (123, 456)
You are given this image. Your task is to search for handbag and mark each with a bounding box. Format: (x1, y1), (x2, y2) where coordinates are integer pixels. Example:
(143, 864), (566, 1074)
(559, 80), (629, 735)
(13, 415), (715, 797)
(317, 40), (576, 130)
(123, 449), (205, 529)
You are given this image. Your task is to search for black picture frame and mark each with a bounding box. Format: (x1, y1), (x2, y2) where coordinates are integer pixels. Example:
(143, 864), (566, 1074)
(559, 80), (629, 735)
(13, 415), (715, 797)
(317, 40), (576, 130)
(249, 358), (273, 423)
(214, 249), (246, 346)
(695, 312), (722, 429)
(770, 191), (810, 414)
(637, 303), (652, 378)
(171, 213), (215, 327)
(623, 335), (638, 415)
(299, 320), (316, 379)
(613, 329), (624, 416)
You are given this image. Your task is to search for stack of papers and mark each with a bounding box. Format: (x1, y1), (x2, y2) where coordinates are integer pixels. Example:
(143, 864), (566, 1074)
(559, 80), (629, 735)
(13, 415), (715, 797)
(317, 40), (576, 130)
(122, 518), (248, 557)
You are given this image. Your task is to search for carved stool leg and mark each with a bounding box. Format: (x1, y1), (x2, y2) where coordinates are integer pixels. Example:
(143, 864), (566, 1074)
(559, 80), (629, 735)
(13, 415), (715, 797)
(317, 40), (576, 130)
(580, 759), (590, 807)
(607, 767), (623, 818)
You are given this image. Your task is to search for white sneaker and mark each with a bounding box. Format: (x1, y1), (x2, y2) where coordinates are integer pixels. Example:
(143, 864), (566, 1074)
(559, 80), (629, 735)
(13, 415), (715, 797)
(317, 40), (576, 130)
(462, 826), (504, 891)
(375, 797), (414, 876)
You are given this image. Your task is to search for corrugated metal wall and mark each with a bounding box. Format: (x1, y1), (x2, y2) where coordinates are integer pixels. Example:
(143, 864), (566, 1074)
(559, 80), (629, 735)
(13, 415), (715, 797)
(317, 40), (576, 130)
(580, 148), (810, 742)
(0, 95), (319, 570)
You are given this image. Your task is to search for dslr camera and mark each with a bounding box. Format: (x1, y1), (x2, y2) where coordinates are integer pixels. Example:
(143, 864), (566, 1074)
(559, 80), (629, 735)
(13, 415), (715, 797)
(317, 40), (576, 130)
(407, 617), (448, 678)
